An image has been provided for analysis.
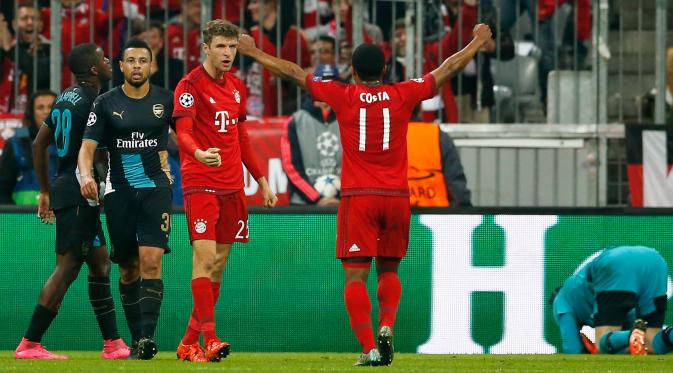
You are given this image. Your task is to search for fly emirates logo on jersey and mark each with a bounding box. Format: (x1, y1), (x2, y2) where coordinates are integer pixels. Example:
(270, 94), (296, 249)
(117, 132), (158, 149)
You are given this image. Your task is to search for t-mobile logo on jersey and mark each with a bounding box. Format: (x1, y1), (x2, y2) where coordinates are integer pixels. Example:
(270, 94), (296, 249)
(215, 111), (238, 133)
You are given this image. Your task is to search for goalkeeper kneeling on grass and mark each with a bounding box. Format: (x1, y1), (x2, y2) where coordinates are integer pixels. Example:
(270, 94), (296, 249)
(551, 245), (673, 355)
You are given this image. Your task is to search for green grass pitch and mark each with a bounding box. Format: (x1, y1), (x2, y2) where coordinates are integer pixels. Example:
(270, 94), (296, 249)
(3, 352), (673, 372)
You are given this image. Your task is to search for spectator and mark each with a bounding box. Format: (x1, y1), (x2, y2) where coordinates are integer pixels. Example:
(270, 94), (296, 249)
(245, 0), (310, 117)
(327, 0), (383, 46)
(537, 0), (591, 108)
(385, 0), (477, 123)
(166, 0), (201, 72)
(311, 35), (336, 67)
(281, 64), (341, 206)
(0, 90), (56, 205)
(213, 0), (244, 25)
(337, 39), (353, 82)
(448, 1), (515, 122)
(0, 2), (51, 114)
(41, 0), (124, 88)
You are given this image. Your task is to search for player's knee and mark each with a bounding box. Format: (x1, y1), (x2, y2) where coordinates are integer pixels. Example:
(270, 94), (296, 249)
(87, 252), (111, 278)
(119, 260), (140, 283)
(139, 256), (161, 278)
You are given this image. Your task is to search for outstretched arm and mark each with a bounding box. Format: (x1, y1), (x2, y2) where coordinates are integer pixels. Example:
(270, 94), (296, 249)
(237, 34), (308, 90)
(431, 23), (492, 88)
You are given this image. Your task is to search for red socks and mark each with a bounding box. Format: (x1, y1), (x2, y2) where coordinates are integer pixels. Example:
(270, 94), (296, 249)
(344, 281), (376, 353)
(377, 272), (401, 329)
(181, 278), (218, 344)
(181, 281), (222, 345)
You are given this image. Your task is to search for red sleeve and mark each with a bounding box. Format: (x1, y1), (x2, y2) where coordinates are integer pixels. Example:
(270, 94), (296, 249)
(238, 124), (263, 181)
(173, 79), (197, 119)
(304, 75), (344, 109)
(175, 117), (199, 158)
(399, 74), (437, 107)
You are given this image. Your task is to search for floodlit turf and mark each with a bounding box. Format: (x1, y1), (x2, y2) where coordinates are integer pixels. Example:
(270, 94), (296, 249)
(3, 352), (673, 372)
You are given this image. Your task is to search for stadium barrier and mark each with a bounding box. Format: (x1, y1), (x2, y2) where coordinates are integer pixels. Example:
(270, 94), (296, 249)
(1, 207), (672, 353)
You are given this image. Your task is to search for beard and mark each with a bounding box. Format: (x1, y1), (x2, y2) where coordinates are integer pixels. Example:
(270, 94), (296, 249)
(126, 75), (148, 87)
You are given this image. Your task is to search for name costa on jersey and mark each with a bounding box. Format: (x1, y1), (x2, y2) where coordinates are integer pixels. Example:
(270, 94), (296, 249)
(359, 91), (391, 103)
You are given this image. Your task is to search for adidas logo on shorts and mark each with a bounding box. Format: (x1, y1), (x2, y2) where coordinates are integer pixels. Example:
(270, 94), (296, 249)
(349, 244), (361, 252)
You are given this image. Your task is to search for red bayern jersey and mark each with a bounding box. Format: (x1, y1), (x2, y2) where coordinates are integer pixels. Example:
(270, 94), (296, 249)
(305, 74), (437, 196)
(173, 65), (247, 191)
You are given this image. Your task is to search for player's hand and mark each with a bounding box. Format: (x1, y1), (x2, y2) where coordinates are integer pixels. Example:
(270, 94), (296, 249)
(195, 148), (221, 167)
(80, 174), (99, 201)
(317, 197), (340, 207)
(237, 34), (257, 56)
(464, 0), (478, 6)
(473, 24), (492, 46)
(256, 177), (277, 208)
(37, 192), (55, 224)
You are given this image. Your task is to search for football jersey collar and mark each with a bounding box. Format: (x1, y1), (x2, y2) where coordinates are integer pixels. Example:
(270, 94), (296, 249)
(200, 64), (228, 86)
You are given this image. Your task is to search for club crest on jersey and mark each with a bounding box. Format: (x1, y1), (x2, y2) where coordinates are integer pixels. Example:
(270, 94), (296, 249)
(153, 104), (164, 118)
(86, 112), (97, 126)
(194, 219), (207, 234)
(179, 93), (194, 108)
(233, 89), (241, 104)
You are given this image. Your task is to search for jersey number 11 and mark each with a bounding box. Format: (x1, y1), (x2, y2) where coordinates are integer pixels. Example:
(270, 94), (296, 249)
(358, 107), (390, 152)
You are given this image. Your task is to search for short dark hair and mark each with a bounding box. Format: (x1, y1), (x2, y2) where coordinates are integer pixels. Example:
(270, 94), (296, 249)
(351, 43), (385, 81)
(203, 19), (239, 46)
(148, 20), (164, 36)
(317, 35), (336, 52)
(24, 89), (57, 125)
(122, 37), (153, 61)
(68, 43), (100, 77)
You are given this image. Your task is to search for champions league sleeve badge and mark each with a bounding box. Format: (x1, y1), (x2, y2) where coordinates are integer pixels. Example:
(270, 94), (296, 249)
(179, 93), (194, 108)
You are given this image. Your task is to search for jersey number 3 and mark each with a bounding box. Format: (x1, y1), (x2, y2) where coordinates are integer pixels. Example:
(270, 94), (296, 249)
(358, 107), (390, 152)
(52, 108), (72, 157)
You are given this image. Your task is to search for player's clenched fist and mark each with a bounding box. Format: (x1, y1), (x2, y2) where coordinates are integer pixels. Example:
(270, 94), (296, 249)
(80, 174), (99, 200)
(195, 147), (221, 167)
(237, 34), (256, 56)
(473, 23), (492, 44)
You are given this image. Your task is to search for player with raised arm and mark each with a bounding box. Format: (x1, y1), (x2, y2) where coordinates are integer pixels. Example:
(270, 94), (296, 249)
(16, 43), (129, 360)
(78, 38), (174, 360)
(238, 23), (492, 366)
(172, 20), (278, 363)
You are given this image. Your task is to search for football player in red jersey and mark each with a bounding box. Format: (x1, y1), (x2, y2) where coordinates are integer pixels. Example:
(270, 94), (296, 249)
(238, 24), (492, 366)
(172, 20), (278, 363)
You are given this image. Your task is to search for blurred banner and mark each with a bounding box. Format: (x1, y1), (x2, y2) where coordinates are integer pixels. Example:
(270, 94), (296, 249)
(1, 211), (672, 353)
(626, 124), (673, 207)
(243, 117), (290, 206)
